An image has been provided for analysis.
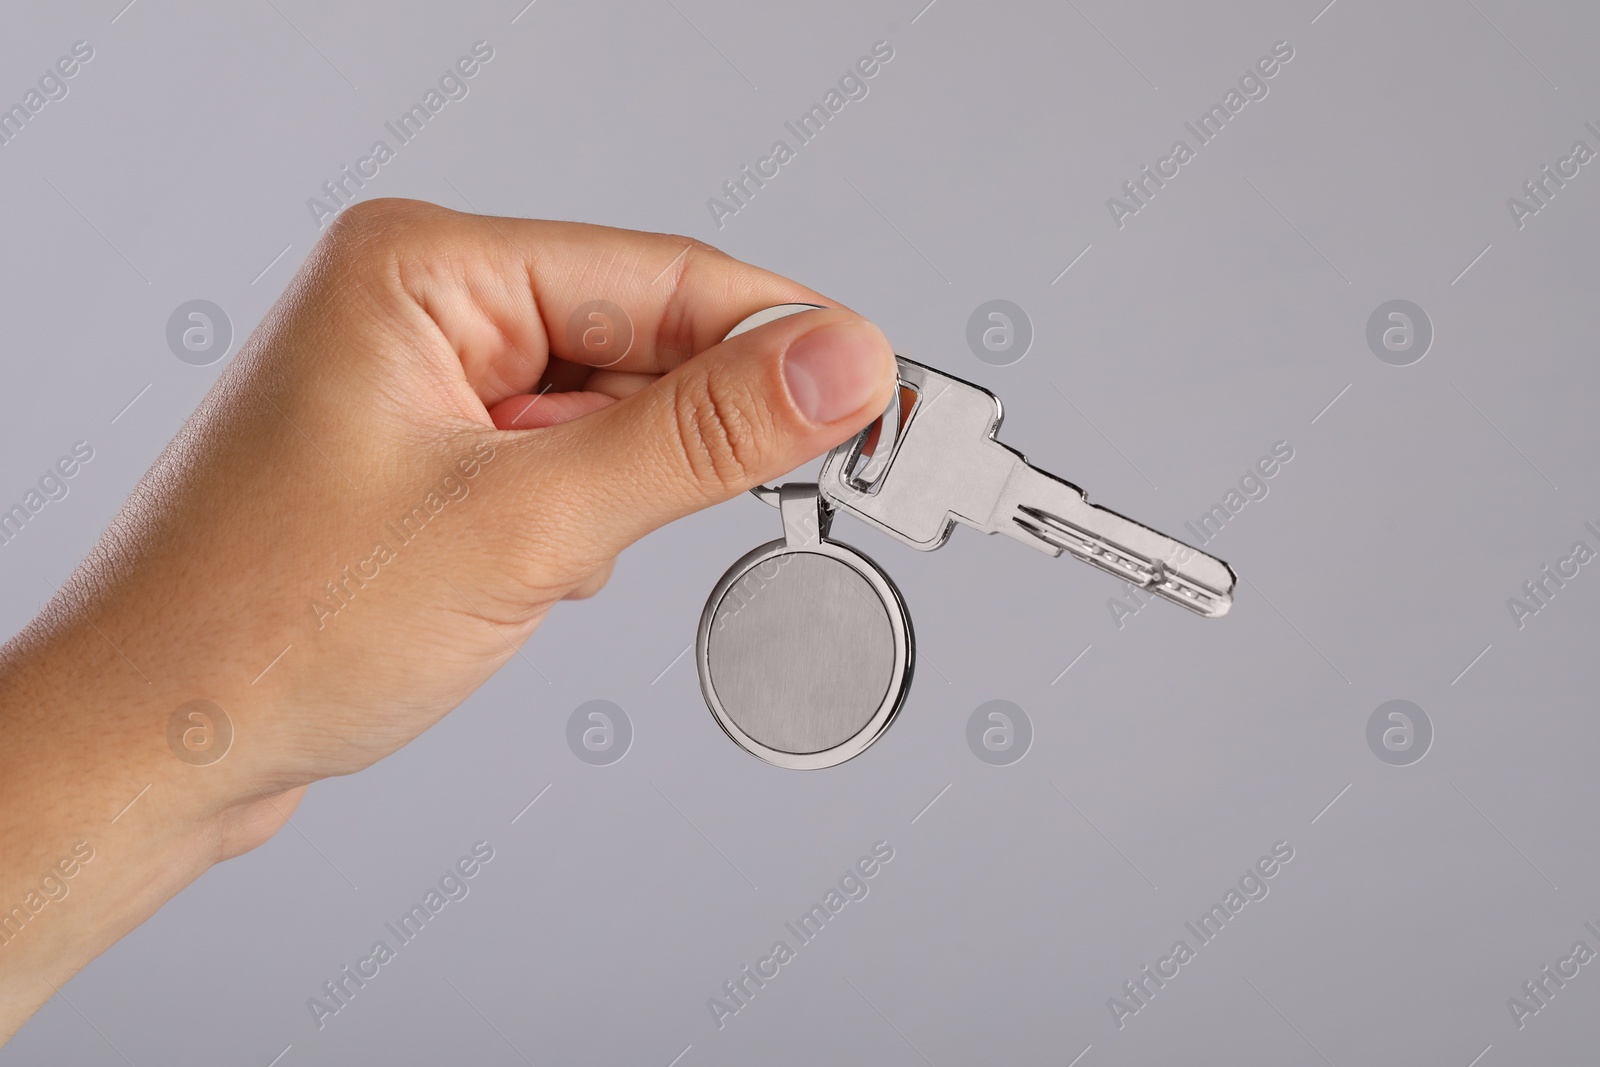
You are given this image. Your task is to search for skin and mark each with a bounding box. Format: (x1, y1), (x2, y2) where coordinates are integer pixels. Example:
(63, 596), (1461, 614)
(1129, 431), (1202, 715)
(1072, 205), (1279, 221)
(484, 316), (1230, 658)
(0, 199), (897, 1042)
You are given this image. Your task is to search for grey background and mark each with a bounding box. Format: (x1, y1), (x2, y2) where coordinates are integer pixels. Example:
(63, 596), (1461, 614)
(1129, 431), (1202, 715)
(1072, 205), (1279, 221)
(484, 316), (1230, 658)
(2, 0), (1596, 1063)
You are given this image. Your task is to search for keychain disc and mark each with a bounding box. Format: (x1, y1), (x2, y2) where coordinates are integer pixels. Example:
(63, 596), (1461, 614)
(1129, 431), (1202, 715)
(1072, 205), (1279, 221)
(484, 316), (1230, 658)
(697, 538), (913, 770)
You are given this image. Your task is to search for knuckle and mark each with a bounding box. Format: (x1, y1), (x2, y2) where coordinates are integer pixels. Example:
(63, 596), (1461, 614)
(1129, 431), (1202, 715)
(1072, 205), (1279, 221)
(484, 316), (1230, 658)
(321, 198), (403, 248)
(653, 235), (730, 365)
(671, 368), (767, 492)
(313, 198), (436, 274)
(657, 232), (727, 262)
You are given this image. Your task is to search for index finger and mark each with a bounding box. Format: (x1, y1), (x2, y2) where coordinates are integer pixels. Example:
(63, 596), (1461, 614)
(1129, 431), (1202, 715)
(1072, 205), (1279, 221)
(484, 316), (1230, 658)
(346, 199), (842, 406)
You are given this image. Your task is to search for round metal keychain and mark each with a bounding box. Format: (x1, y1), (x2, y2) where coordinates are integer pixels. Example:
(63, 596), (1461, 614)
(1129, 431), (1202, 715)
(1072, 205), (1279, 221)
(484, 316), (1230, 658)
(697, 483), (913, 769)
(695, 305), (915, 769)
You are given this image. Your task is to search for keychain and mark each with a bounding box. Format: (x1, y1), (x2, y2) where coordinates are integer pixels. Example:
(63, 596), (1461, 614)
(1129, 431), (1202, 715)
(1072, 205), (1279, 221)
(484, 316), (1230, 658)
(697, 304), (1235, 769)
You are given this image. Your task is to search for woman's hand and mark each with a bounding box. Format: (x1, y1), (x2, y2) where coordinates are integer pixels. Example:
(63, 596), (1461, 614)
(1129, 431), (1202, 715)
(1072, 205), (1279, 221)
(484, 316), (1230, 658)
(0, 199), (897, 1039)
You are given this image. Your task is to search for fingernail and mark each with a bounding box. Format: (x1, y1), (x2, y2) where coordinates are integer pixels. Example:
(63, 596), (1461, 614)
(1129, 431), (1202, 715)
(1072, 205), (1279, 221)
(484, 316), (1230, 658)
(782, 320), (892, 426)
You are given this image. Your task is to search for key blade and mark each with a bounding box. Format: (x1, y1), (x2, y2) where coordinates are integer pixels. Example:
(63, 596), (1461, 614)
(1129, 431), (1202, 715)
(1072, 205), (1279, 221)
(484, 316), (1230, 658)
(818, 355), (1237, 618)
(995, 464), (1235, 618)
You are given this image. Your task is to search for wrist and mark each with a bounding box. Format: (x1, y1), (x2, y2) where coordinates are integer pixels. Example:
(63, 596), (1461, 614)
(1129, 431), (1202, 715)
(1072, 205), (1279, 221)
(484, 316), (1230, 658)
(0, 609), (274, 830)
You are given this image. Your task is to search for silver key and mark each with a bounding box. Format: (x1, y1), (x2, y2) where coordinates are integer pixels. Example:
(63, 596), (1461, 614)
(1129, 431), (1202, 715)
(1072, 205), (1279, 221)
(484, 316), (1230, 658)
(819, 358), (1235, 617)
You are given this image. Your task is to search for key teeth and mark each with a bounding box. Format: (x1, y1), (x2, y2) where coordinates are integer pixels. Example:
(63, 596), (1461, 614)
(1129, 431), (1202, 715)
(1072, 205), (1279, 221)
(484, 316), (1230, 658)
(1016, 506), (1234, 618)
(1151, 578), (1231, 618)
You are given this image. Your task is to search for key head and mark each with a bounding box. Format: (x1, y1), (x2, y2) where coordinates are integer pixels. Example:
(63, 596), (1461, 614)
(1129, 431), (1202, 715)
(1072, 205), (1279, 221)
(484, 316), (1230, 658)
(820, 358), (1021, 550)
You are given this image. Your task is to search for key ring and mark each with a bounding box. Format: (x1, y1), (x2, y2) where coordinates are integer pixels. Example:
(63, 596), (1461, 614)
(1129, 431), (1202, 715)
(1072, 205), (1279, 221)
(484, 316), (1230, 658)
(720, 303), (902, 507)
(697, 480), (914, 769)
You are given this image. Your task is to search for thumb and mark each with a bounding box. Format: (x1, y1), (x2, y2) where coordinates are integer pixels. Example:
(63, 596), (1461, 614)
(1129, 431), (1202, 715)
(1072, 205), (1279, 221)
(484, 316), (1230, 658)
(542, 306), (897, 555)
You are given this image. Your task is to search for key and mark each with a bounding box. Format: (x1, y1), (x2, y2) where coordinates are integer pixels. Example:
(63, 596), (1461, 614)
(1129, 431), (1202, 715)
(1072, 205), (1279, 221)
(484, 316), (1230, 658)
(819, 357), (1236, 617)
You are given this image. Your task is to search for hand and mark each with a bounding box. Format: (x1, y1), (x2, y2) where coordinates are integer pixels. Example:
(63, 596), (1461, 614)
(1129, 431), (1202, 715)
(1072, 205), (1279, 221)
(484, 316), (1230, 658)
(0, 198), (897, 1038)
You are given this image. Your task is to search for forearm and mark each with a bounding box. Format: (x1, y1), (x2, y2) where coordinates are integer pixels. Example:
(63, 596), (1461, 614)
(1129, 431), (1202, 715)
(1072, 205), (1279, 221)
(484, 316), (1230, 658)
(0, 613), (230, 1041)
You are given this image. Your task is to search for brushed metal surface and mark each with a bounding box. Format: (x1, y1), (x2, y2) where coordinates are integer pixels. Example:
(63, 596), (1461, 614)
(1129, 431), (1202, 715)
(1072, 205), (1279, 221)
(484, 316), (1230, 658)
(706, 552), (895, 755)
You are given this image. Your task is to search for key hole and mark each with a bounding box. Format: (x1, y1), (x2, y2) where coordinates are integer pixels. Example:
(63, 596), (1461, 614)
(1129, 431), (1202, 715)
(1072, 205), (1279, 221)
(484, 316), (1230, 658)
(848, 382), (919, 491)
